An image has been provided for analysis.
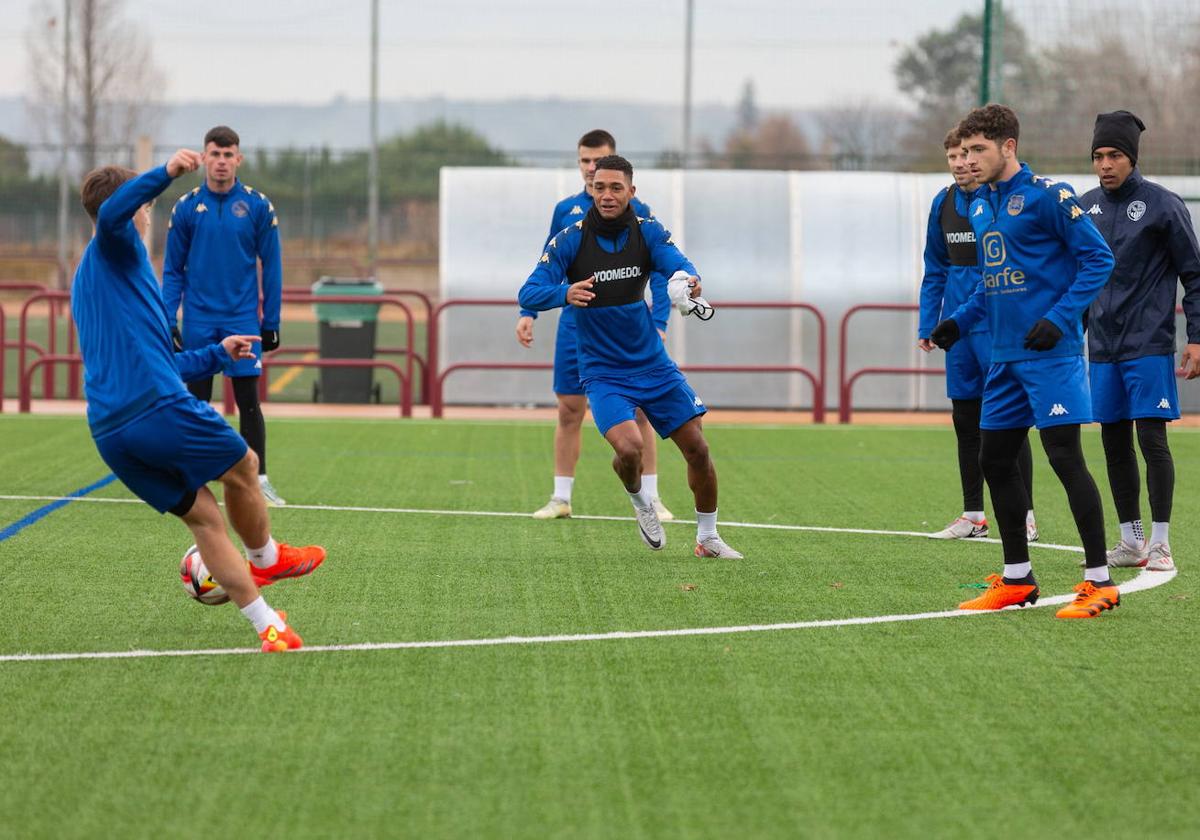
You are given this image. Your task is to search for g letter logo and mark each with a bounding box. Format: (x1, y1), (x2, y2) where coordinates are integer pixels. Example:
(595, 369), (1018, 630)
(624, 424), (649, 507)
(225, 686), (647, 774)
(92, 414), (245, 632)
(982, 232), (1007, 267)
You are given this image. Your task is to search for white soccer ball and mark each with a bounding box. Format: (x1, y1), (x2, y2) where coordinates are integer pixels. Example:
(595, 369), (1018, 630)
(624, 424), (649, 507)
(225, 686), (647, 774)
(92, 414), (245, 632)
(180, 545), (230, 606)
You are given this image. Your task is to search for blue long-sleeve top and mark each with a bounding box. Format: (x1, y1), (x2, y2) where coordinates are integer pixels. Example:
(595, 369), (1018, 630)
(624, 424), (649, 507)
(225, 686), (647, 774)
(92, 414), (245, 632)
(71, 165), (233, 438)
(918, 185), (985, 338)
(949, 164), (1114, 362)
(519, 190), (669, 331)
(518, 215), (696, 382)
(162, 178), (282, 330)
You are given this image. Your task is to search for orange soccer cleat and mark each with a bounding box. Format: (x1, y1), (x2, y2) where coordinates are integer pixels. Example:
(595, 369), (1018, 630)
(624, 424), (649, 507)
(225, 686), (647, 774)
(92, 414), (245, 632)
(1055, 581), (1120, 619)
(259, 611), (303, 653)
(958, 573), (1039, 610)
(251, 543), (326, 587)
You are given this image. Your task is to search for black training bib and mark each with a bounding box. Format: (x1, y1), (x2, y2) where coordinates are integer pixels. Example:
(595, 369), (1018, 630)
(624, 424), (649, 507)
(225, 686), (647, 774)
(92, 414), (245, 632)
(939, 186), (977, 267)
(566, 217), (653, 308)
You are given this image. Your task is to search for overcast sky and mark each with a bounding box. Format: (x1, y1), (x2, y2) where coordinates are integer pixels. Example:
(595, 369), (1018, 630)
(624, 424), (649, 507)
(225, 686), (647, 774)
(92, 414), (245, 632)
(2, 0), (996, 109)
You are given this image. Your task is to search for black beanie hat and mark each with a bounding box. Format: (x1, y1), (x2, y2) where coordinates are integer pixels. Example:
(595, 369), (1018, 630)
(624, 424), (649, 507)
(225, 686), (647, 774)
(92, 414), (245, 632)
(1092, 110), (1146, 166)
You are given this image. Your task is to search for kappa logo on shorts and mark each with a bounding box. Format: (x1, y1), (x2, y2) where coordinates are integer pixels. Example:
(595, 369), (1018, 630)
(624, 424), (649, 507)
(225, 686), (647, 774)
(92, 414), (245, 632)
(1158, 398), (1171, 409)
(1048, 403), (1069, 417)
(693, 396), (703, 407)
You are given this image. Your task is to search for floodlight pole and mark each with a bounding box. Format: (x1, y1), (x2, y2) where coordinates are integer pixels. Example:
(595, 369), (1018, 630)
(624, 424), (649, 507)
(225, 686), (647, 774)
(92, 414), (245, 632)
(56, 0), (71, 288)
(367, 0), (380, 273)
(681, 0), (694, 169)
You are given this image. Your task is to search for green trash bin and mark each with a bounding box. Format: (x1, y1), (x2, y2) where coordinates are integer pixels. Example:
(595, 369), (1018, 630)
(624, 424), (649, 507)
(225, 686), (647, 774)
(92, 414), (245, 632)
(311, 277), (384, 403)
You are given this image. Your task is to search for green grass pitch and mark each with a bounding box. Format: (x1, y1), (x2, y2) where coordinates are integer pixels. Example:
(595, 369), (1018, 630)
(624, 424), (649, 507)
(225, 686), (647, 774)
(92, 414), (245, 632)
(1, 415), (1198, 838)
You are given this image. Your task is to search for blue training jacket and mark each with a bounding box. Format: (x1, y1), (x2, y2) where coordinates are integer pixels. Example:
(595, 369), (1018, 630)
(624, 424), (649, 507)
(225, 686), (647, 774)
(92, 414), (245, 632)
(950, 163), (1114, 363)
(519, 190), (669, 330)
(162, 178), (282, 330)
(1078, 169), (1200, 362)
(518, 215), (695, 383)
(918, 185), (986, 338)
(71, 165), (233, 438)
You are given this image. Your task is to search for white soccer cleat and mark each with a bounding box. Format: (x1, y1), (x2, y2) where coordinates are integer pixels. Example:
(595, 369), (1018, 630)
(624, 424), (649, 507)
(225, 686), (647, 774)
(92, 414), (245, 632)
(532, 497), (572, 520)
(652, 497), (674, 522)
(929, 516), (988, 539)
(1107, 539), (1149, 568)
(694, 536), (743, 559)
(1145, 543), (1175, 572)
(1026, 519), (1039, 543)
(258, 475), (287, 506)
(635, 505), (665, 550)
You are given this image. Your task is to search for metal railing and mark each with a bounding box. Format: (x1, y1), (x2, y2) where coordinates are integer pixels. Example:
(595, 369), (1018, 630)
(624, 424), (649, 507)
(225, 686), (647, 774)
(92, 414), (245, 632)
(838, 302), (941, 423)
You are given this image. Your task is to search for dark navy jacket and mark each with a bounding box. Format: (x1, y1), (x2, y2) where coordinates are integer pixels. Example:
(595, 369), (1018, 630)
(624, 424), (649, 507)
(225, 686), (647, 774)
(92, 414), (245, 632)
(1078, 169), (1200, 362)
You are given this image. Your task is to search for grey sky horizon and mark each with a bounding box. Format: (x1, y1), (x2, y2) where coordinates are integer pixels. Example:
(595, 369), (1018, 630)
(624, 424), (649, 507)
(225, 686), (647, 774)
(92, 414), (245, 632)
(2, 0), (991, 110)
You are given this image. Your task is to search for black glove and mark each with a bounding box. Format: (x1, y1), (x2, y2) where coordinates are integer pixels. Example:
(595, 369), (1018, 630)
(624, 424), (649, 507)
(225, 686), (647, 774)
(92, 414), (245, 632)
(1023, 318), (1063, 351)
(261, 329), (280, 353)
(930, 318), (961, 350)
(171, 325), (183, 353)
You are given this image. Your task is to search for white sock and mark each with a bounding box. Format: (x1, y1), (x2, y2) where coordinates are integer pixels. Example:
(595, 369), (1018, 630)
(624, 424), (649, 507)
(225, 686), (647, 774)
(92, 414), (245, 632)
(1026, 509), (1036, 525)
(1084, 566), (1112, 584)
(696, 509), (718, 542)
(240, 596), (284, 634)
(553, 475), (574, 502)
(1120, 521), (1145, 547)
(1151, 521), (1169, 547)
(246, 537), (279, 569)
(627, 486), (652, 510)
(642, 473), (659, 499)
(1003, 561), (1032, 580)
(963, 510), (985, 523)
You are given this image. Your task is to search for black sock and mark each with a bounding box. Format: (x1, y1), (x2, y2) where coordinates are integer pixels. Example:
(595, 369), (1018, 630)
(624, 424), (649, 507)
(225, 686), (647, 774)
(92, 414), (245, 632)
(1017, 434), (1034, 510)
(1101, 420), (1141, 524)
(980, 427), (1031, 566)
(233, 376), (267, 475)
(952, 399), (984, 511)
(1136, 419), (1173, 524)
(1040, 425), (1107, 568)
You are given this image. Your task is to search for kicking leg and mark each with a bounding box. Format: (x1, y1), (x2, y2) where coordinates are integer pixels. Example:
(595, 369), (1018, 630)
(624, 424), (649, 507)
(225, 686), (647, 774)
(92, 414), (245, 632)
(605, 419), (663, 550)
(636, 408), (673, 520)
(671, 417), (741, 558)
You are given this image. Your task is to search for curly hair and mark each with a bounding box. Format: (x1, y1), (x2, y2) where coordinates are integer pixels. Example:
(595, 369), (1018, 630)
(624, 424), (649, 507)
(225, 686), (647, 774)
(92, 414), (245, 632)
(957, 104), (1020, 146)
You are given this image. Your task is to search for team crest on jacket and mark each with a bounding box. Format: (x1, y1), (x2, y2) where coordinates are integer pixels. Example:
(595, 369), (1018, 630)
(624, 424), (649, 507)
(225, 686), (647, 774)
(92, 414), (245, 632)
(1007, 195), (1024, 216)
(232, 200), (249, 218)
(1127, 200), (1147, 221)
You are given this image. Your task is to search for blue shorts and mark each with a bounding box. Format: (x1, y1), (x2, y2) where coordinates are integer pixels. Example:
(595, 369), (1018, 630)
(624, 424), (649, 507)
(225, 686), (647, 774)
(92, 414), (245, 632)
(183, 320), (262, 379)
(552, 317), (584, 396)
(94, 396), (248, 513)
(981, 356), (1093, 430)
(586, 368), (706, 438)
(945, 330), (992, 400)
(1089, 354), (1180, 423)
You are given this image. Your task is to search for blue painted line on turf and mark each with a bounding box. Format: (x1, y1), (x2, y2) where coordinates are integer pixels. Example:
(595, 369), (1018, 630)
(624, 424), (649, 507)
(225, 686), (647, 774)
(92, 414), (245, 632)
(0, 474), (118, 543)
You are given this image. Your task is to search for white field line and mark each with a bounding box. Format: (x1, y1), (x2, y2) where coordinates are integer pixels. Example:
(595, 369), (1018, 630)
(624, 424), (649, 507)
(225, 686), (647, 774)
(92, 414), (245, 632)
(0, 494), (1178, 664)
(0, 495), (1082, 552)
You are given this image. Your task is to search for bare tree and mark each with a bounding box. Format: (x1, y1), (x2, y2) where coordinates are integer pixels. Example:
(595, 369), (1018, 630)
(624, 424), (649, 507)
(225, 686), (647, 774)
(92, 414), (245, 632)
(816, 98), (912, 170)
(26, 0), (164, 173)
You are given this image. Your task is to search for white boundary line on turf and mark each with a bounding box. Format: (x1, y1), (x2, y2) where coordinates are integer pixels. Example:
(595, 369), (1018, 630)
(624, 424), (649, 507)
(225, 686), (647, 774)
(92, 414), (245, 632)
(0, 569), (1177, 663)
(0, 494), (1082, 552)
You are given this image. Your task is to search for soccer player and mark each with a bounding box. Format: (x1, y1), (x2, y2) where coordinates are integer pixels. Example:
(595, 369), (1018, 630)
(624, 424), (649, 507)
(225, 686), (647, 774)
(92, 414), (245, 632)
(72, 150), (325, 652)
(518, 155), (741, 558)
(1081, 110), (1200, 572)
(931, 104), (1119, 619)
(919, 127), (1038, 542)
(163, 126), (286, 505)
(516, 130), (673, 522)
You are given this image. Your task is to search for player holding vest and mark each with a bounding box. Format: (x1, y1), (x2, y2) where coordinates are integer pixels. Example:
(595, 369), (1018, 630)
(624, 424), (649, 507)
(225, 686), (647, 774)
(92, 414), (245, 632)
(72, 151), (324, 652)
(518, 155), (741, 558)
(919, 127), (1037, 542)
(931, 104), (1119, 619)
(1081, 110), (1200, 572)
(516, 130), (673, 522)
(163, 126), (286, 505)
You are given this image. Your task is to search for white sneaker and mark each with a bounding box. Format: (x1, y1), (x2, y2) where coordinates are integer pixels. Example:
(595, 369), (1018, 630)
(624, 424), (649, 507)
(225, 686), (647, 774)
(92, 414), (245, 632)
(1107, 539), (1149, 568)
(1026, 519), (1039, 542)
(532, 497), (572, 520)
(1146, 543), (1175, 572)
(635, 505), (665, 550)
(258, 475), (286, 506)
(652, 497), (674, 521)
(929, 516), (988, 539)
(694, 536), (743, 559)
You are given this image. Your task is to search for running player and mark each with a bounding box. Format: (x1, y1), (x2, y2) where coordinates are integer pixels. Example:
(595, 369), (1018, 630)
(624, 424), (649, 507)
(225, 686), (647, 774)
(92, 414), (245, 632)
(73, 150), (325, 651)
(518, 155), (741, 558)
(919, 127), (1037, 542)
(931, 104), (1118, 619)
(517, 130), (673, 522)
(163, 126), (286, 505)
(1081, 110), (1200, 572)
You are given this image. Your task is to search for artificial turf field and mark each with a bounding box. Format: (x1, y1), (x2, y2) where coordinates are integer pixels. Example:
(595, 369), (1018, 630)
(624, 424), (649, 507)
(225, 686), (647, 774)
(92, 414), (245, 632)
(1, 415), (1198, 839)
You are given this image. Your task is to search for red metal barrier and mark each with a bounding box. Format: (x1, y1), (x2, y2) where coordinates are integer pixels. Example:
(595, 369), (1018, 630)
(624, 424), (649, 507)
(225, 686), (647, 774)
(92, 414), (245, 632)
(429, 299), (827, 421)
(19, 354), (82, 413)
(18, 291), (74, 408)
(839, 303), (941, 423)
(259, 358), (411, 417)
(258, 345), (428, 404)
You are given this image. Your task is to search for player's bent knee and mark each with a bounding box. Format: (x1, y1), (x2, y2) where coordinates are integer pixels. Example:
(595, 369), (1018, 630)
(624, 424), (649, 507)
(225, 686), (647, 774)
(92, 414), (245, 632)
(221, 449), (259, 486)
